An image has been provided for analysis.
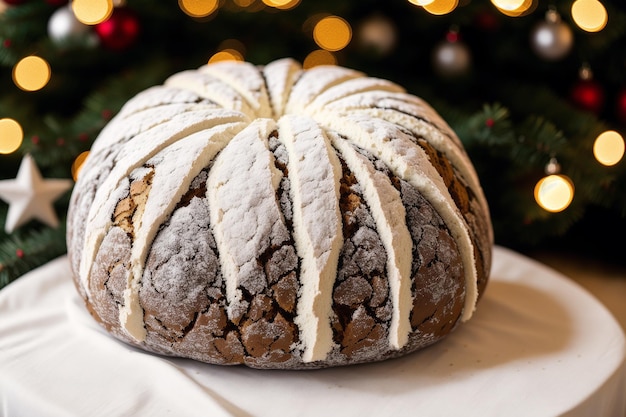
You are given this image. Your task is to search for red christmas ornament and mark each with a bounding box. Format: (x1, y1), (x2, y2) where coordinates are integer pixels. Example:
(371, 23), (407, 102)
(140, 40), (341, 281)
(94, 8), (140, 51)
(2, 0), (28, 5)
(616, 89), (626, 125)
(570, 78), (605, 115)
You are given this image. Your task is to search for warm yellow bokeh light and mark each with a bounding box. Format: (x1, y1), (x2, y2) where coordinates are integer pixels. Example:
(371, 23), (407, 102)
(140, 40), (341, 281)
(72, 0), (113, 25)
(71, 151), (90, 181)
(0, 118), (24, 154)
(313, 16), (352, 52)
(571, 0), (607, 32)
(262, 0), (300, 9)
(423, 0), (459, 16)
(208, 49), (244, 63)
(303, 50), (337, 69)
(491, 0), (525, 11)
(494, 0), (536, 17)
(12, 56), (51, 92)
(593, 130), (625, 166)
(407, 0), (435, 6)
(534, 175), (574, 213)
(179, 0), (219, 18)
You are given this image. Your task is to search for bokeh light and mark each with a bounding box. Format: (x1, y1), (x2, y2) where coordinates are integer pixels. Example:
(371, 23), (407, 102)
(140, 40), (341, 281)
(179, 0), (219, 18)
(407, 0), (435, 6)
(0, 118), (24, 154)
(534, 174), (574, 212)
(491, 0), (526, 11)
(72, 0), (113, 25)
(262, 0), (300, 10)
(494, 0), (536, 17)
(593, 130), (625, 166)
(72, 151), (90, 181)
(571, 0), (607, 32)
(303, 50), (337, 69)
(208, 49), (244, 63)
(313, 16), (352, 51)
(12, 56), (51, 92)
(423, 0), (459, 16)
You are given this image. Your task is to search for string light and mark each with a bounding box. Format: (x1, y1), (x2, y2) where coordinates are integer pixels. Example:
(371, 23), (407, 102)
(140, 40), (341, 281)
(0, 118), (23, 154)
(262, 0), (300, 10)
(534, 174), (574, 213)
(313, 16), (352, 52)
(303, 50), (337, 69)
(208, 49), (244, 63)
(593, 130), (625, 166)
(12, 56), (51, 92)
(571, 0), (607, 32)
(490, 0), (525, 11)
(179, 0), (219, 18)
(407, 0), (435, 6)
(494, 0), (536, 17)
(71, 151), (90, 181)
(423, 0), (459, 16)
(72, 0), (113, 25)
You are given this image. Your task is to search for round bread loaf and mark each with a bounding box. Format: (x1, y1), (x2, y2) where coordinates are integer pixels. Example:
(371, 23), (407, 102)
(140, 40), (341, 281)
(67, 58), (493, 369)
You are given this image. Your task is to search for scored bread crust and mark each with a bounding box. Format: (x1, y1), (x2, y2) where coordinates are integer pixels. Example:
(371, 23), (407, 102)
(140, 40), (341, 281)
(67, 58), (493, 369)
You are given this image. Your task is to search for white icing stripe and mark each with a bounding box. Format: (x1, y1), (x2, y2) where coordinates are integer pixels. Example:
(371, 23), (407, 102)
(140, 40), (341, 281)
(357, 107), (491, 224)
(115, 85), (206, 119)
(305, 77), (404, 114)
(119, 122), (246, 342)
(165, 70), (257, 120)
(285, 65), (363, 115)
(91, 102), (220, 155)
(79, 111), (246, 297)
(206, 119), (290, 322)
(200, 61), (273, 119)
(277, 115), (343, 362)
(325, 91), (463, 148)
(330, 134), (413, 350)
(263, 58), (302, 119)
(315, 111), (478, 321)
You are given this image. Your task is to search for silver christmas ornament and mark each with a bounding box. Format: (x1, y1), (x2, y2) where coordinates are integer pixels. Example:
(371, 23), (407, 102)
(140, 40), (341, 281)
(432, 31), (471, 78)
(530, 9), (573, 61)
(47, 5), (91, 44)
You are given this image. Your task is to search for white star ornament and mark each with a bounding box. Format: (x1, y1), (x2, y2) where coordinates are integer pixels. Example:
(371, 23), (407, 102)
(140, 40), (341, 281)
(0, 154), (73, 233)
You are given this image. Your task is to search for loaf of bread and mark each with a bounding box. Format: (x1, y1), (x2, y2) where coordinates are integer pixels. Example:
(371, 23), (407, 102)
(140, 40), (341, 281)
(67, 58), (492, 369)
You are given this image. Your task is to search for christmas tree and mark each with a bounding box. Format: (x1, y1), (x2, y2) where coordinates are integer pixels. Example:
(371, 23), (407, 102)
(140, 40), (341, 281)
(1, 0), (625, 289)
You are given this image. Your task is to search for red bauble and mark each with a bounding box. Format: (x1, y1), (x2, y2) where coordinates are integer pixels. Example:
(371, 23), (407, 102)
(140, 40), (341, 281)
(616, 89), (626, 125)
(94, 8), (140, 51)
(2, 0), (28, 5)
(570, 79), (605, 115)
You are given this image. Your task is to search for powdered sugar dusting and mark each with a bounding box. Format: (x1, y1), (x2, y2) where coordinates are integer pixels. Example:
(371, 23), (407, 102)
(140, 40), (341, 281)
(315, 111), (478, 321)
(67, 58), (492, 369)
(263, 58), (302, 119)
(200, 60), (272, 119)
(331, 134), (413, 349)
(277, 114), (343, 362)
(207, 119), (291, 322)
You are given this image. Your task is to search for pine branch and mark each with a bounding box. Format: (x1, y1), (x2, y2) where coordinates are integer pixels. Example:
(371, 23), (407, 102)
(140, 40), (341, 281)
(0, 221), (67, 290)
